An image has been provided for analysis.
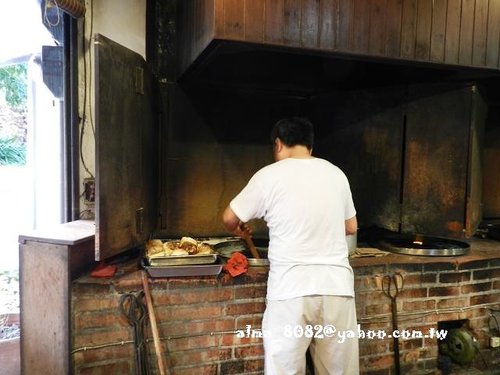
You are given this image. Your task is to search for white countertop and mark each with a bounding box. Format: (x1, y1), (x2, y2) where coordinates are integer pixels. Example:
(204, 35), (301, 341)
(18, 220), (95, 246)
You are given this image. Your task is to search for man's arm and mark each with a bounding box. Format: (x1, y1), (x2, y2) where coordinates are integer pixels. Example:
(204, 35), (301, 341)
(345, 216), (357, 235)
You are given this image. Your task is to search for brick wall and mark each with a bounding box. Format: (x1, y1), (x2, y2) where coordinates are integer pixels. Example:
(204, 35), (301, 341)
(72, 257), (500, 374)
(354, 258), (500, 374)
(72, 268), (268, 375)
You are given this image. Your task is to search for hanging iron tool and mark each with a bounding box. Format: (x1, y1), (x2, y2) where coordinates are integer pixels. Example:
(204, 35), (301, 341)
(119, 291), (149, 375)
(382, 273), (404, 375)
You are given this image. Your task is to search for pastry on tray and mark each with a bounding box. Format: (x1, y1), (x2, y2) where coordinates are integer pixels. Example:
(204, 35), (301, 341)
(145, 237), (215, 259)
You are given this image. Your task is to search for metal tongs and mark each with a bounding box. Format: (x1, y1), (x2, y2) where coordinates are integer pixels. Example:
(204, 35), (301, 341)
(382, 273), (404, 375)
(119, 291), (149, 375)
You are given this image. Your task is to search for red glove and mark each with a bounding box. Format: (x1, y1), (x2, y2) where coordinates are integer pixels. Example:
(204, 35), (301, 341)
(223, 252), (248, 277)
(90, 261), (118, 278)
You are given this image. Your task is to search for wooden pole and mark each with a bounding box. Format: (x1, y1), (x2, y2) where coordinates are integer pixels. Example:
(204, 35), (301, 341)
(240, 224), (261, 259)
(141, 271), (168, 375)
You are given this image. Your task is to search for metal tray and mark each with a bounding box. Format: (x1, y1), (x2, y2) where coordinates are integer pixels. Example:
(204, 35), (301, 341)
(143, 261), (223, 278)
(215, 239), (270, 267)
(146, 254), (218, 266)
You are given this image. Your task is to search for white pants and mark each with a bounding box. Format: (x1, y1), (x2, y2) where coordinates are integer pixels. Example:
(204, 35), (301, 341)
(262, 295), (359, 375)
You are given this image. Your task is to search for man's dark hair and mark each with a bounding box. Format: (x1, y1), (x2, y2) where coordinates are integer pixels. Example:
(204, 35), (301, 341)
(270, 117), (314, 150)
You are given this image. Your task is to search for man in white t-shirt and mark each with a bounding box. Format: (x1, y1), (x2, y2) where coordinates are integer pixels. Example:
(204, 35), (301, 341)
(223, 117), (359, 375)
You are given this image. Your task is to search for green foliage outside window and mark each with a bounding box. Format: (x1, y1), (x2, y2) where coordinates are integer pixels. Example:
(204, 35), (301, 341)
(0, 64), (28, 165)
(0, 64), (28, 110)
(0, 137), (26, 165)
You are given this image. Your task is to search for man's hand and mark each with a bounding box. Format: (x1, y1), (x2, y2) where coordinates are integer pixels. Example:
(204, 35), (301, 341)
(235, 222), (252, 239)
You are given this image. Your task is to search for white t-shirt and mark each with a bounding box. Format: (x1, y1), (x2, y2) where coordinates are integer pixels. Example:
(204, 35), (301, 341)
(230, 157), (356, 300)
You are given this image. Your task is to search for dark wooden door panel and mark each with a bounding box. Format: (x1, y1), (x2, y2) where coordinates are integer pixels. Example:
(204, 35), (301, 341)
(466, 87), (487, 236)
(415, 0), (432, 60)
(312, 86), (406, 231)
(94, 34), (158, 260)
(403, 83), (472, 237)
(486, 0), (500, 68)
(430, 0), (447, 62)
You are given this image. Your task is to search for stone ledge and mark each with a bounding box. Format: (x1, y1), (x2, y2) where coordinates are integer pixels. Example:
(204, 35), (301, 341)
(349, 238), (500, 268)
(73, 238), (500, 287)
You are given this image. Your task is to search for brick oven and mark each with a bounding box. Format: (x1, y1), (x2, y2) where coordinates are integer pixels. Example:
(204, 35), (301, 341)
(21, 1), (500, 374)
(69, 242), (500, 374)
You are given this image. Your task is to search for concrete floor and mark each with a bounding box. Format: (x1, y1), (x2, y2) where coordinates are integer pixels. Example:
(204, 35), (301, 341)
(0, 338), (20, 375)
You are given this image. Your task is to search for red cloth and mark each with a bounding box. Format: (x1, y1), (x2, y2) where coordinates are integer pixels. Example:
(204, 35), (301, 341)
(90, 261), (118, 278)
(223, 252), (248, 277)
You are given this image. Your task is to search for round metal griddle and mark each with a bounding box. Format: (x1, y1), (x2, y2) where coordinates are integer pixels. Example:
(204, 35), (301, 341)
(378, 234), (470, 256)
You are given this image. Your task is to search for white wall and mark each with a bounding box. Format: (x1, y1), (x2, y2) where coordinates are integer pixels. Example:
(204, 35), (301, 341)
(92, 0), (146, 59)
(78, 0), (146, 217)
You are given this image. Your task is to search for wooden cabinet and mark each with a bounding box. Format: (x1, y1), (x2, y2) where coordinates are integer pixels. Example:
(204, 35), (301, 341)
(19, 220), (95, 374)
